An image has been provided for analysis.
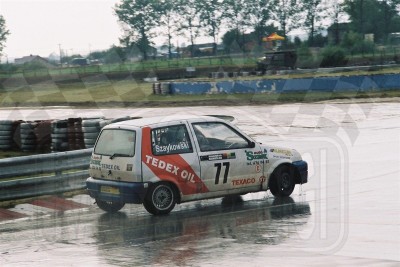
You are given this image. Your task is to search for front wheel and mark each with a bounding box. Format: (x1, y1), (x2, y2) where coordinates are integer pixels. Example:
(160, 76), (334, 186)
(269, 165), (295, 197)
(143, 182), (176, 215)
(96, 199), (125, 213)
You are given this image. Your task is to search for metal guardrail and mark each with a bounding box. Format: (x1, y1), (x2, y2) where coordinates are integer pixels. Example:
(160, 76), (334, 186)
(0, 148), (93, 201)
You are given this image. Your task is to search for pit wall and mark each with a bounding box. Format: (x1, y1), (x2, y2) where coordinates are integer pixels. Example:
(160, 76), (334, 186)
(169, 73), (400, 94)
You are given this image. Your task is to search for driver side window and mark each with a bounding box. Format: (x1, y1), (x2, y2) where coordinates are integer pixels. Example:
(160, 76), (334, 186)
(192, 122), (250, 152)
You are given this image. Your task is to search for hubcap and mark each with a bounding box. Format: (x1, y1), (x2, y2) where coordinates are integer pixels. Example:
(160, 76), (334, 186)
(153, 186), (172, 210)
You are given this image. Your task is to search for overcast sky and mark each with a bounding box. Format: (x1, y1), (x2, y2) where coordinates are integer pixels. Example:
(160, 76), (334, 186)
(0, 0), (122, 60)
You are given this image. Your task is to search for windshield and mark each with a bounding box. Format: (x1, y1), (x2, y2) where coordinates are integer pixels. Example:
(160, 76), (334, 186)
(94, 129), (136, 157)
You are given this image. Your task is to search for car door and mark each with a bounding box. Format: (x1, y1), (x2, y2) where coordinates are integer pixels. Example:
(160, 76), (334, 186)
(190, 121), (267, 194)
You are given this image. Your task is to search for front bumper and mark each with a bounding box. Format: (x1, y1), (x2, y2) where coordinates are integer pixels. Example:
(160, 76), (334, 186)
(86, 177), (148, 204)
(292, 160), (308, 184)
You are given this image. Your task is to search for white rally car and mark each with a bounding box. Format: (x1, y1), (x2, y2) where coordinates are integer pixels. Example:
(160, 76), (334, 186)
(86, 115), (308, 215)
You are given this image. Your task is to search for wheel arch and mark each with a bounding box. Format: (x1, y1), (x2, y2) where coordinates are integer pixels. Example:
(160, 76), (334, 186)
(147, 178), (182, 204)
(268, 162), (302, 187)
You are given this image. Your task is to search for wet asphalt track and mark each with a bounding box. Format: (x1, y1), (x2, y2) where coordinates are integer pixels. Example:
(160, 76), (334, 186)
(0, 100), (399, 266)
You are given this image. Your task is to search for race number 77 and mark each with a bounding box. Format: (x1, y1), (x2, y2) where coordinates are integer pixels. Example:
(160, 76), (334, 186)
(214, 162), (230, 184)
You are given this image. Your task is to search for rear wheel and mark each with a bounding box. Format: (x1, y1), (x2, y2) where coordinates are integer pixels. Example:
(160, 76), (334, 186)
(269, 165), (295, 197)
(143, 182), (176, 215)
(96, 199), (125, 213)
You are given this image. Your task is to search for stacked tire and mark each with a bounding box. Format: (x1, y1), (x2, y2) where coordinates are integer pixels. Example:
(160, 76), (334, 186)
(51, 120), (68, 152)
(20, 122), (38, 151)
(34, 120), (52, 152)
(0, 120), (14, 150)
(82, 118), (103, 148)
(73, 118), (85, 150)
(67, 118), (85, 150)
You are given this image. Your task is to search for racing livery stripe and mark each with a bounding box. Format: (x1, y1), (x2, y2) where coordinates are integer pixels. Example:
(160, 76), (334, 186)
(141, 127), (209, 195)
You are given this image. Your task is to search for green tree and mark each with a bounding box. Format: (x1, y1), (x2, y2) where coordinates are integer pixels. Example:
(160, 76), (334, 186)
(326, 0), (347, 45)
(247, 0), (273, 46)
(270, 0), (304, 47)
(341, 31), (375, 53)
(114, 0), (158, 60)
(197, 0), (224, 55)
(376, 0), (400, 41)
(0, 15), (10, 58)
(222, 29), (243, 53)
(223, 0), (251, 52)
(158, 0), (182, 59)
(342, 0), (400, 42)
(178, 0), (202, 57)
(302, 0), (328, 46)
(104, 46), (127, 63)
(343, 0), (376, 36)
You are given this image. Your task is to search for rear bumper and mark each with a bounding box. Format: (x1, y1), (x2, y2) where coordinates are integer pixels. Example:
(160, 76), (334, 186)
(293, 160), (308, 184)
(86, 177), (148, 204)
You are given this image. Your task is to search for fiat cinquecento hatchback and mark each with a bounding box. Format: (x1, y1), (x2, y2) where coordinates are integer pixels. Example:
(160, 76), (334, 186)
(86, 115), (308, 215)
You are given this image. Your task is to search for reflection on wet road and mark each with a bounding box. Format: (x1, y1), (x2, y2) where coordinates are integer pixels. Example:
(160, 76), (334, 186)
(96, 196), (310, 266)
(0, 101), (399, 266)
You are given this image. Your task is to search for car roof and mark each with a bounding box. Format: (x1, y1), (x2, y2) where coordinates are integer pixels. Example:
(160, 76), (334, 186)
(106, 115), (224, 129)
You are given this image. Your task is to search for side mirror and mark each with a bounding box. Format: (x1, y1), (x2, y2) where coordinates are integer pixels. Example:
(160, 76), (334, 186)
(249, 141), (256, 148)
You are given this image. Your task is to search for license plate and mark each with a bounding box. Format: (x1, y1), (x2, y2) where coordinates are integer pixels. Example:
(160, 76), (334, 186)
(101, 186), (120, 195)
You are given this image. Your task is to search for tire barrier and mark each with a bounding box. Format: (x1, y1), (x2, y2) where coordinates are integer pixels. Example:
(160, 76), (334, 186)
(52, 120), (68, 152)
(153, 82), (171, 95)
(82, 116), (134, 148)
(0, 116), (141, 153)
(68, 118), (85, 151)
(0, 120), (14, 150)
(35, 120), (52, 152)
(82, 118), (103, 149)
(20, 122), (37, 152)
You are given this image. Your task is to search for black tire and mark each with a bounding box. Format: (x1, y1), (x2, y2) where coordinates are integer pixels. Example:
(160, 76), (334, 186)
(0, 124), (12, 131)
(143, 182), (176, 215)
(52, 127), (68, 134)
(82, 126), (100, 133)
(83, 132), (100, 139)
(0, 144), (11, 150)
(96, 199), (125, 213)
(0, 130), (12, 136)
(82, 119), (102, 127)
(269, 165), (295, 197)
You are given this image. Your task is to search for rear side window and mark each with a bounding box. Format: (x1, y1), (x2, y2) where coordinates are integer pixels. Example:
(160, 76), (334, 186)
(151, 124), (193, 155)
(94, 129), (136, 157)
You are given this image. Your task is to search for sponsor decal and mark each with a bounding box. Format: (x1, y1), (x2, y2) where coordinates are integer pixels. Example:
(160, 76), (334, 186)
(100, 164), (121, 171)
(90, 155), (103, 170)
(155, 141), (190, 154)
(231, 177), (256, 186)
(200, 152), (236, 161)
(144, 155), (196, 183)
(245, 149), (269, 166)
(90, 155), (102, 167)
(245, 149), (268, 161)
(270, 148), (293, 157)
(127, 164), (133, 171)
